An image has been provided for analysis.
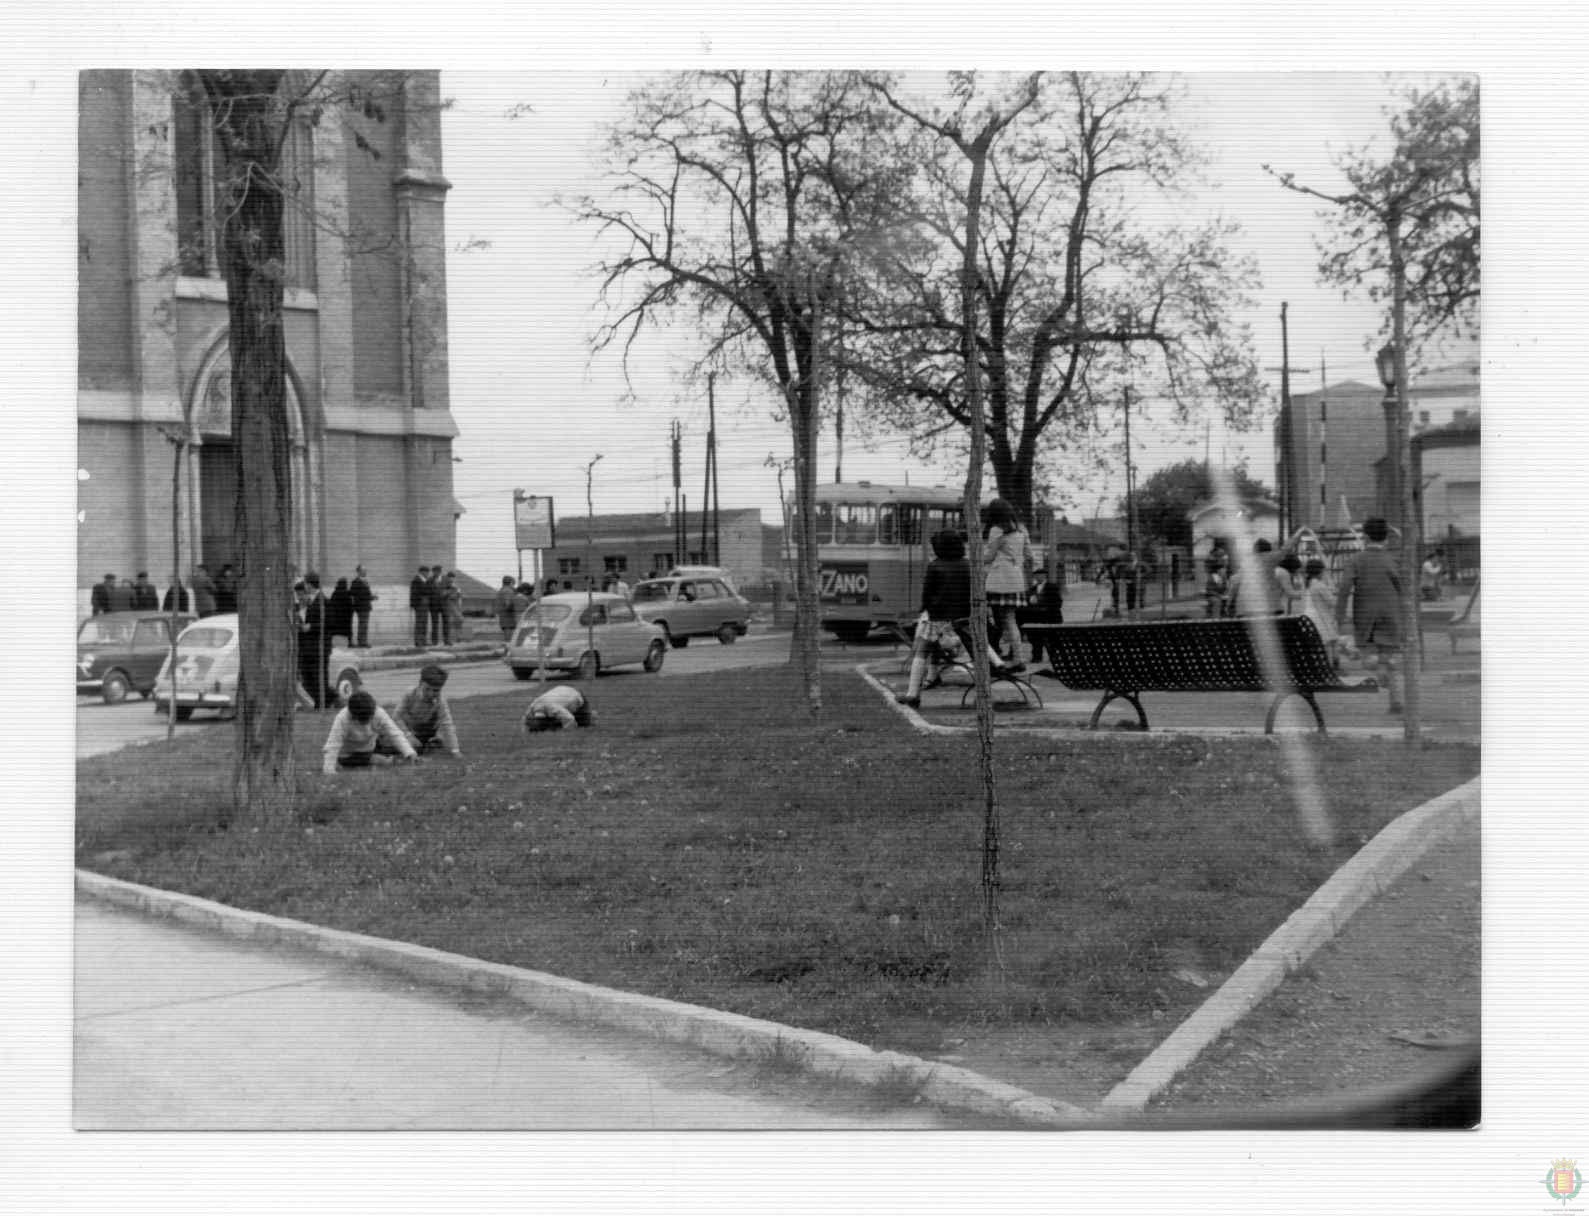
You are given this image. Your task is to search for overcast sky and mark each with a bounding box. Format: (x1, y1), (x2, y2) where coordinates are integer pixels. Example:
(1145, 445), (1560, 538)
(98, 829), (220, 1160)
(438, 70), (1467, 576)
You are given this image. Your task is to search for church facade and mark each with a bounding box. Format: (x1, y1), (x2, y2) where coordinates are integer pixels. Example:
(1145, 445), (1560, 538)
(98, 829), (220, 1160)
(77, 70), (458, 633)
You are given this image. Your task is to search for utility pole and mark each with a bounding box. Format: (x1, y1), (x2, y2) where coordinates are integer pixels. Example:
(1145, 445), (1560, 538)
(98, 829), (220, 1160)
(833, 324), (845, 485)
(1267, 302), (1313, 540)
(1121, 382), (1136, 558)
(670, 419), (683, 566)
(1318, 353), (1329, 529)
(583, 454), (602, 676)
(707, 372), (720, 566)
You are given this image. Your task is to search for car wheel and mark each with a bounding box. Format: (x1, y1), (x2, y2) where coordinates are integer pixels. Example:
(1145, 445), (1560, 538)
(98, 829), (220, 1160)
(643, 640), (666, 672)
(334, 667), (361, 705)
(101, 670), (131, 705)
(667, 626), (689, 649)
(577, 651), (600, 681)
(511, 666), (534, 681)
(174, 706), (194, 722)
(716, 623), (738, 645)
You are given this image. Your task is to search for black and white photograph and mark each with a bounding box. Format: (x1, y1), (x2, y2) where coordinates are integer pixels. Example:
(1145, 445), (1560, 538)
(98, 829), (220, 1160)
(9, 3), (1586, 1211)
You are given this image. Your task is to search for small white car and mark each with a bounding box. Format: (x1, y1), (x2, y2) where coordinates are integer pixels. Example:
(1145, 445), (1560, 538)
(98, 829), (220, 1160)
(152, 613), (361, 720)
(503, 592), (667, 681)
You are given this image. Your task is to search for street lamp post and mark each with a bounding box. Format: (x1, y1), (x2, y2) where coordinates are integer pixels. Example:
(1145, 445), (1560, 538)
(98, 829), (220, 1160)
(1375, 342), (1401, 528)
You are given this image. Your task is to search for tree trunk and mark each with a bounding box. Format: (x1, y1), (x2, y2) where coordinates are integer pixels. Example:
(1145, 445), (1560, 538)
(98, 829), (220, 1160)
(958, 133), (1002, 974)
(204, 71), (300, 826)
(1388, 212), (1422, 743)
(789, 294), (823, 716)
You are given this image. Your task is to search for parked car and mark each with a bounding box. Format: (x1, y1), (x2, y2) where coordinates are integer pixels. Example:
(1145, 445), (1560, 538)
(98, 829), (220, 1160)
(77, 610), (195, 704)
(151, 613), (361, 721)
(630, 573), (751, 648)
(503, 592), (667, 681)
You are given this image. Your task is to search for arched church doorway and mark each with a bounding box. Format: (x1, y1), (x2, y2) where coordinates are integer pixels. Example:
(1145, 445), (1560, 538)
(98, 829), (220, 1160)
(188, 337), (311, 577)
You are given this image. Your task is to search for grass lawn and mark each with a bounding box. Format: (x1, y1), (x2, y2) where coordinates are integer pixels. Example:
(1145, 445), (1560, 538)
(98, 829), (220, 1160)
(78, 665), (1478, 1060)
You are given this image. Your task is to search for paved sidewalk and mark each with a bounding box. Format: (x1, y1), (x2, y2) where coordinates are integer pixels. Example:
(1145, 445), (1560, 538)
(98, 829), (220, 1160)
(73, 898), (964, 1130)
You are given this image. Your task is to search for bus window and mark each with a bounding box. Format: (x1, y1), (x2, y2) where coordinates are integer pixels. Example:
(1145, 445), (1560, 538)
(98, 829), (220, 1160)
(815, 501), (835, 545)
(899, 505), (922, 547)
(878, 503), (898, 546)
(928, 506), (964, 537)
(839, 504), (877, 545)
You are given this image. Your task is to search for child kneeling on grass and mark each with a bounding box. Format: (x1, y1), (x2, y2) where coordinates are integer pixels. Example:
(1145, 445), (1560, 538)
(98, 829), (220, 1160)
(323, 689), (421, 773)
(388, 663), (462, 758)
(523, 683), (596, 733)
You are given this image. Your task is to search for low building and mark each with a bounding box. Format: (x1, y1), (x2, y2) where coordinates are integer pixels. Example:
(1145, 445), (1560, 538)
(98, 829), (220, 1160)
(1412, 411), (1480, 578)
(532, 508), (774, 593)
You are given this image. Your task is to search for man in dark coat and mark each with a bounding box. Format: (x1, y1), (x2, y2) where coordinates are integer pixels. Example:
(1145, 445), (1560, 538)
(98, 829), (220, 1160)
(350, 564), (376, 647)
(214, 564), (238, 614)
(409, 565), (430, 647)
(426, 565), (446, 645)
(297, 571), (330, 708)
(90, 573), (116, 616)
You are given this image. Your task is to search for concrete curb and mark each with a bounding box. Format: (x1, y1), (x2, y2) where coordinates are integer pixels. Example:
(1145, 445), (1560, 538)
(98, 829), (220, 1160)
(1096, 775), (1482, 1116)
(75, 871), (1093, 1129)
(857, 662), (1418, 743)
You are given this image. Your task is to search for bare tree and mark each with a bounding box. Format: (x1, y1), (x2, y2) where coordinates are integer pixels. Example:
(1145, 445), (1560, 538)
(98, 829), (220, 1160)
(869, 72), (1042, 971)
(844, 72), (1265, 524)
(174, 71), (441, 822)
(571, 71), (906, 715)
(1268, 75), (1479, 745)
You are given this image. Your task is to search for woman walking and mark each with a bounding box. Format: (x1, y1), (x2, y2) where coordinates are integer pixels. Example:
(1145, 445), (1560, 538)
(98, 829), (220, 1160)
(982, 497), (1030, 672)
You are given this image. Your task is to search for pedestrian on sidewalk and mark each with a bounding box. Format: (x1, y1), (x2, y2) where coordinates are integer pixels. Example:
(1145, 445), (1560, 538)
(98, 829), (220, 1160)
(494, 575), (520, 642)
(350, 564), (376, 647)
(1335, 516), (1404, 714)
(409, 566), (430, 647)
(297, 571), (331, 708)
(441, 571), (464, 645)
(426, 566), (446, 645)
(327, 577), (355, 649)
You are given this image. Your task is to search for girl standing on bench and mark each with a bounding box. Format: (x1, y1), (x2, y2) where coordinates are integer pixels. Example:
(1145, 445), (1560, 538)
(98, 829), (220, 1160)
(983, 498), (1030, 672)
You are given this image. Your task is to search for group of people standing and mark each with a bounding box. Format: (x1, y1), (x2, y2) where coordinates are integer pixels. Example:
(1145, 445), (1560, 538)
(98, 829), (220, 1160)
(90, 564), (237, 617)
(1204, 518), (1407, 713)
(408, 565), (465, 647)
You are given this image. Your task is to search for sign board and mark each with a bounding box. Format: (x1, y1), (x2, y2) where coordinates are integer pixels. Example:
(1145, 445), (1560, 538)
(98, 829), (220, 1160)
(513, 492), (555, 551)
(818, 562), (870, 605)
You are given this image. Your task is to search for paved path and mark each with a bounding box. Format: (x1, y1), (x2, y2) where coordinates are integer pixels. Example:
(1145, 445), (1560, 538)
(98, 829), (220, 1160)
(74, 898), (961, 1130)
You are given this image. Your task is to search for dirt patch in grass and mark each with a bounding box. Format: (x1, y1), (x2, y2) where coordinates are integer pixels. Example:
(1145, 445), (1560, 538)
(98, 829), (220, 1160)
(77, 666), (1479, 1108)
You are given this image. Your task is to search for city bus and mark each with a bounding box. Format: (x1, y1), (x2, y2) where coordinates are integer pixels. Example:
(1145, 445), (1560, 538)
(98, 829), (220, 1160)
(802, 482), (968, 643)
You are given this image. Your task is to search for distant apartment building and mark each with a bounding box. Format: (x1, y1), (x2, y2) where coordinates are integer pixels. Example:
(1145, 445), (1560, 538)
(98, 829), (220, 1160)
(77, 70), (457, 631)
(1274, 358), (1480, 533)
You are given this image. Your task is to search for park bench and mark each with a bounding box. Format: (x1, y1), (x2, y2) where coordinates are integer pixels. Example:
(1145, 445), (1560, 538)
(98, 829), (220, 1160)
(1022, 615), (1377, 734)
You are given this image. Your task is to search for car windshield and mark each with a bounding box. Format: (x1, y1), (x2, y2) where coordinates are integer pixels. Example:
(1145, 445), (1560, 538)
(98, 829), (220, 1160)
(631, 583), (672, 603)
(178, 626), (235, 649)
(521, 604), (573, 625)
(78, 619), (135, 645)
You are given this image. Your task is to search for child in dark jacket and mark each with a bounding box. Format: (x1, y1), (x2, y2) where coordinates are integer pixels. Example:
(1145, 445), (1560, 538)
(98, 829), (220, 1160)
(896, 530), (1008, 707)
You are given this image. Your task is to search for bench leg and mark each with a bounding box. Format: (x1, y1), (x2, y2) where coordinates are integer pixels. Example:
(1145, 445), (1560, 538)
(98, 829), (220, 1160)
(960, 673), (1044, 710)
(1088, 690), (1147, 731)
(1266, 690), (1327, 735)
